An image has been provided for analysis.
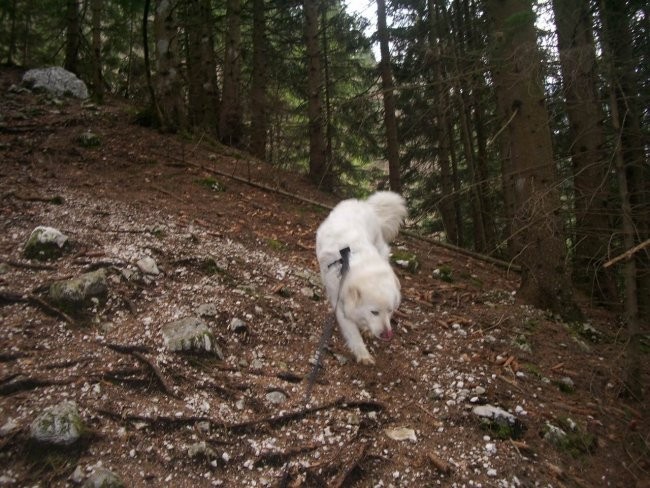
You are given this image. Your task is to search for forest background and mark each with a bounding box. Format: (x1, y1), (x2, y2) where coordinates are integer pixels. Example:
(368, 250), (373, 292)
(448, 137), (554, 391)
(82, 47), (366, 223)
(0, 0), (647, 397)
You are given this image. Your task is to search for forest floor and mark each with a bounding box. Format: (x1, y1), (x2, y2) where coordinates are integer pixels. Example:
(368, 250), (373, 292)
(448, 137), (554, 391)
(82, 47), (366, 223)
(0, 66), (648, 488)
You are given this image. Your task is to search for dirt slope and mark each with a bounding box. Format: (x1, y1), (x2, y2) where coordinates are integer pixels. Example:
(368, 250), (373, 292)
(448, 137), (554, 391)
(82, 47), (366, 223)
(0, 68), (647, 487)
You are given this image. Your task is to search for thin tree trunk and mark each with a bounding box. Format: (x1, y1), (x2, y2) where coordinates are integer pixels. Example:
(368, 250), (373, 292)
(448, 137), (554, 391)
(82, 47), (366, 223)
(552, 0), (617, 304)
(143, 0), (162, 124)
(427, 0), (457, 245)
(250, 0), (268, 160)
(601, 0), (650, 321)
(91, 0), (103, 103)
(486, 0), (582, 321)
(376, 0), (401, 193)
(64, 0), (80, 74)
(154, 0), (186, 132)
(321, 2), (333, 175)
(186, 0), (219, 133)
(220, 0), (243, 146)
(7, 0), (18, 65)
(303, 0), (328, 187)
(447, 119), (464, 246)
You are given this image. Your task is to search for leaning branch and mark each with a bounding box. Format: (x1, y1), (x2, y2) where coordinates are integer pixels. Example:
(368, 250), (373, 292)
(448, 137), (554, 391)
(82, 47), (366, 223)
(603, 238), (650, 269)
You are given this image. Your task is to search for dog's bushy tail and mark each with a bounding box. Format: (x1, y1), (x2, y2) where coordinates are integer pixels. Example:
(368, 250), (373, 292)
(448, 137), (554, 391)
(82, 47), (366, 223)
(366, 191), (407, 243)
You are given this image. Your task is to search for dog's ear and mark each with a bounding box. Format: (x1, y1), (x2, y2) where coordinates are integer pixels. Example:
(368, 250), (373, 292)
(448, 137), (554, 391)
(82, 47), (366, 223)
(347, 285), (362, 305)
(393, 274), (401, 291)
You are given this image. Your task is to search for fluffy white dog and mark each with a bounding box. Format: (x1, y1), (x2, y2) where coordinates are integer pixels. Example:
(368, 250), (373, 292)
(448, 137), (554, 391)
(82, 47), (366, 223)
(316, 191), (407, 365)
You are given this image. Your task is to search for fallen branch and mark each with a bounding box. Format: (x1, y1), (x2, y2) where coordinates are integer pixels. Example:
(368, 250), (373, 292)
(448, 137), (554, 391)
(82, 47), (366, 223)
(256, 442), (321, 466)
(5, 259), (57, 271)
(603, 238), (650, 268)
(0, 376), (77, 396)
(2, 290), (78, 326)
(96, 397), (385, 432)
(331, 442), (369, 488)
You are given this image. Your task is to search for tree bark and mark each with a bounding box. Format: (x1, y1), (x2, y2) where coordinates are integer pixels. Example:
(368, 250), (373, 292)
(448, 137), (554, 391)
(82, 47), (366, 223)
(153, 0), (186, 132)
(376, 0), (401, 193)
(600, 0), (650, 321)
(186, 0), (219, 133)
(220, 0), (243, 146)
(91, 0), (103, 103)
(486, 0), (582, 321)
(64, 0), (80, 74)
(552, 0), (617, 304)
(250, 0), (268, 160)
(303, 0), (328, 187)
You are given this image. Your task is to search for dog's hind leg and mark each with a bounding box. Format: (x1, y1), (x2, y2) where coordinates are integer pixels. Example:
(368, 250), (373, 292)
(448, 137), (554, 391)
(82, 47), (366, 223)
(336, 309), (375, 365)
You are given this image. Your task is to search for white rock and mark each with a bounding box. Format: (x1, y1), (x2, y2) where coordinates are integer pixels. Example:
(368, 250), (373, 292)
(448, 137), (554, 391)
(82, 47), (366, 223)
(385, 427), (417, 442)
(23, 67), (89, 98)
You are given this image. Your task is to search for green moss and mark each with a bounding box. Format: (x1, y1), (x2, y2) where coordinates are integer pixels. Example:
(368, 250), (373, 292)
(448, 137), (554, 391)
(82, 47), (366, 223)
(266, 238), (286, 251)
(391, 250), (420, 273)
(544, 418), (596, 458)
(522, 363), (543, 379)
(196, 177), (226, 192)
(433, 266), (454, 283)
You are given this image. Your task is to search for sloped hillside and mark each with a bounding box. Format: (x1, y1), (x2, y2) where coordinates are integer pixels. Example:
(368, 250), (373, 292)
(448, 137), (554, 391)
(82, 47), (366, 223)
(0, 68), (647, 487)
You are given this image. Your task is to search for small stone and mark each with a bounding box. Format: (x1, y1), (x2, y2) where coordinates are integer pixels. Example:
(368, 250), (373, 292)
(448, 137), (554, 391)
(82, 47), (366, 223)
(77, 131), (101, 148)
(70, 465), (84, 484)
(300, 287), (315, 299)
(197, 303), (219, 318)
(487, 468), (497, 477)
(385, 427), (417, 442)
(188, 441), (216, 459)
(136, 256), (159, 275)
(229, 318), (247, 333)
(0, 418), (18, 436)
(265, 391), (287, 405)
(82, 468), (124, 488)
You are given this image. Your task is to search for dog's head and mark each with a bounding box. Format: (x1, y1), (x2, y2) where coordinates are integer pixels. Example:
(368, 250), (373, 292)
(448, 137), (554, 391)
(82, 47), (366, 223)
(341, 267), (401, 341)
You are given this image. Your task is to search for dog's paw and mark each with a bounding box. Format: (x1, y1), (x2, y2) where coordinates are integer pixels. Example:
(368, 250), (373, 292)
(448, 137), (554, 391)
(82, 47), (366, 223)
(356, 355), (375, 366)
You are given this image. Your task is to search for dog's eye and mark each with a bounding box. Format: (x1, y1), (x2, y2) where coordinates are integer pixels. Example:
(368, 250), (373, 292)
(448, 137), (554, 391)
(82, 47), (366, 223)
(371, 310), (379, 316)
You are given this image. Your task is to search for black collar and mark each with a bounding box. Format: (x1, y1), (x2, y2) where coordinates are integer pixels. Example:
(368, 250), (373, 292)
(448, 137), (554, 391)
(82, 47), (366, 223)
(327, 246), (351, 276)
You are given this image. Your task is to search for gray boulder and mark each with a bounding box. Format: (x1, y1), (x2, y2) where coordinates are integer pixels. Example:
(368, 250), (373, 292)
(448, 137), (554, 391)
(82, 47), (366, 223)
(162, 317), (223, 358)
(29, 401), (85, 446)
(49, 269), (108, 309)
(22, 67), (89, 99)
(24, 226), (69, 260)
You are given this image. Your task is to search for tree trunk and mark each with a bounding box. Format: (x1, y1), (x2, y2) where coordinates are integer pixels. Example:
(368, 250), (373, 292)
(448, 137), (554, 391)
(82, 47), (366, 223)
(153, 0), (186, 132)
(7, 0), (18, 65)
(552, 0), (617, 304)
(91, 0), (103, 103)
(186, 0), (219, 133)
(427, 0), (457, 245)
(601, 0), (650, 321)
(220, 0), (243, 146)
(250, 0), (268, 160)
(64, 0), (80, 74)
(486, 0), (582, 321)
(303, 0), (328, 187)
(376, 0), (401, 193)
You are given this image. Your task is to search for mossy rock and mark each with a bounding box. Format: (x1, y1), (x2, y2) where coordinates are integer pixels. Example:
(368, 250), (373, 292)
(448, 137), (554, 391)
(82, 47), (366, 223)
(29, 401), (85, 447)
(391, 249), (420, 273)
(543, 419), (596, 457)
(472, 404), (526, 440)
(24, 226), (69, 261)
(162, 316), (223, 358)
(49, 269), (108, 312)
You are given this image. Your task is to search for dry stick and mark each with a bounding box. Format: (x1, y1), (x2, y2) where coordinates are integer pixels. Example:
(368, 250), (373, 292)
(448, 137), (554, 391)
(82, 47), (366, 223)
(27, 294), (76, 325)
(427, 452), (453, 475)
(331, 442), (370, 488)
(0, 376), (77, 396)
(5, 259), (57, 271)
(97, 397), (384, 432)
(603, 238), (650, 268)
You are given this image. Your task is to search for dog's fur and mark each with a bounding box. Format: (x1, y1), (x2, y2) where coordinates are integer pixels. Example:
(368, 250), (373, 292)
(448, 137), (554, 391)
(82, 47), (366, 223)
(316, 191), (407, 364)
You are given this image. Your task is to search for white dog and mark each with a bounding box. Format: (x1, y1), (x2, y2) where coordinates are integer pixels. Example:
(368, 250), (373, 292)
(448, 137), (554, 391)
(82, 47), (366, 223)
(316, 191), (407, 365)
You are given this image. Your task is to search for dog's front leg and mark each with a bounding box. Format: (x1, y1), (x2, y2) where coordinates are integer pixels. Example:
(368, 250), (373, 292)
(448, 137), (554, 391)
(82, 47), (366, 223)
(336, 309), (375, 365)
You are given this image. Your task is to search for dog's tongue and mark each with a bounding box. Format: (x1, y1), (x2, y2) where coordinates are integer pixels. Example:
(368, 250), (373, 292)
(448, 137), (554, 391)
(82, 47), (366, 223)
(380, 329), (393, 341)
